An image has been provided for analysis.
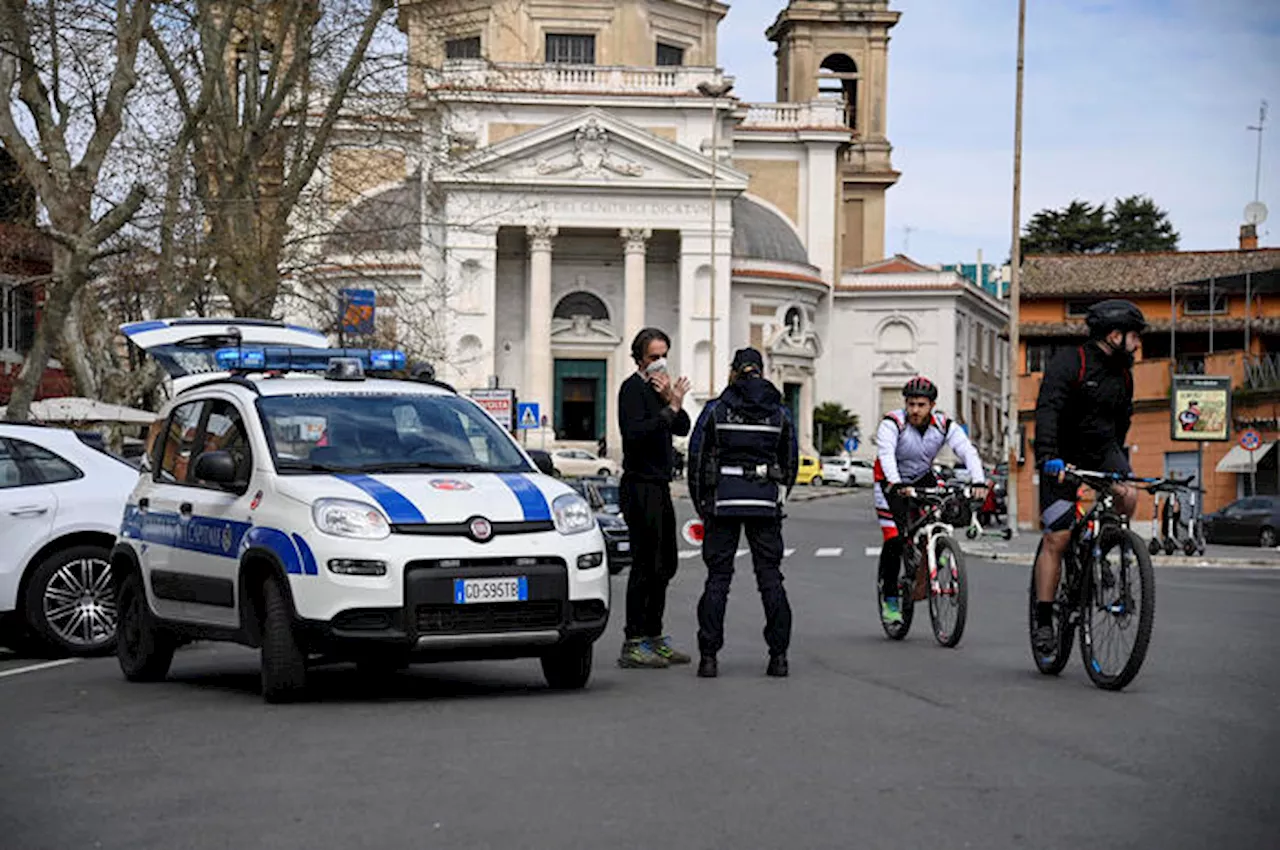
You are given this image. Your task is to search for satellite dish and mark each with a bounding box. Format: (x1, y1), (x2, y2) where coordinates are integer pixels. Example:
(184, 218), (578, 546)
(1244, 201), (1269, 225)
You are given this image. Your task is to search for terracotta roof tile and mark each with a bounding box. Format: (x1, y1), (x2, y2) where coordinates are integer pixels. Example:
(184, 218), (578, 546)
(1021, 316), (1280, 338)
(1022, 249), (1280, 297)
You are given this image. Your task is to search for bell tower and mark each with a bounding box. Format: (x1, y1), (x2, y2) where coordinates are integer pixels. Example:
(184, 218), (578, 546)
(767, 0), (901, 269)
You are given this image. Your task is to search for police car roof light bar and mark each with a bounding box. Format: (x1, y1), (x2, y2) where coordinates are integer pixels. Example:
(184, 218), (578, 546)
(213, 346), (407, 373)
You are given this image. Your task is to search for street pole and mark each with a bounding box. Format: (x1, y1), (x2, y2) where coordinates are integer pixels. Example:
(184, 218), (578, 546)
(699, 78), (734, 397)
(1006, 0), (1027, 537)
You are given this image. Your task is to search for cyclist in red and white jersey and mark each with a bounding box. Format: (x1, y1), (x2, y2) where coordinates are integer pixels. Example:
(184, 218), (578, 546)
(873, 377), (987, 626)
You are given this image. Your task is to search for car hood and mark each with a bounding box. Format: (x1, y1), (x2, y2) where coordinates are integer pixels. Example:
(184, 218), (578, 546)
(273, 470), (576, 525)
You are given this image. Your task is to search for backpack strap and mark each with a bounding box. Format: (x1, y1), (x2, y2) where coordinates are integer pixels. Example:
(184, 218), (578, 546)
(884, 410), (906, 432)
(1075, 345), (1086, 388)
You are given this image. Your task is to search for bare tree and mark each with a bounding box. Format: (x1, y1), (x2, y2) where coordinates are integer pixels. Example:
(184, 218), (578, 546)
(0, 0), (154, 420)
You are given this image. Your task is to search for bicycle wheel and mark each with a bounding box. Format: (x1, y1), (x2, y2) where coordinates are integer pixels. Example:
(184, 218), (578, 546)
(877, 565), (914, 641)
(1079, 528), (1155, 691)
(1028, 540), (1075, 675)
(928, 536), (967, 648)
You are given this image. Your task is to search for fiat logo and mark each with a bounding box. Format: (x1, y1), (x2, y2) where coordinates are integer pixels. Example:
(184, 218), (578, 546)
(469, 517), (494, 542)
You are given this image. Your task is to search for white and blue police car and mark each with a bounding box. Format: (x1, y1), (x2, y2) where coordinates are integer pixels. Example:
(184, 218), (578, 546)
(111, 322), (608, 702)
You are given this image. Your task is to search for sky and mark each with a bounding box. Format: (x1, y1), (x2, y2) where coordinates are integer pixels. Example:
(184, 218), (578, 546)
(718, 0), (1280, 266)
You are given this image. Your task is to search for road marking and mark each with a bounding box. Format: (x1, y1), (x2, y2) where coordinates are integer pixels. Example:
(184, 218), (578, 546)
(865, 546), (882, 557)
(0, 658), (80, 680)
(815, 547), (844, 558)
(735, 549), (749, 558)
(784, 548), (796, 558)
(678, 550), (700, 560)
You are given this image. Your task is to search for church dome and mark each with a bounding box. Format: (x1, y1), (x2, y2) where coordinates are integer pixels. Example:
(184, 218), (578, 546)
(322, 175), (421, 257)
(732, 196), (809, 266)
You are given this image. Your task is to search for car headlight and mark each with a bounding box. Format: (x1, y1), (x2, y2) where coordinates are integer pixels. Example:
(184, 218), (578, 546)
(312, 498), (391, 539)
(553, 493), (595, 535)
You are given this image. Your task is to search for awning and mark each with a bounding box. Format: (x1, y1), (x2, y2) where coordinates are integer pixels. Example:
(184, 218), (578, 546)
(0, 397), (156, 425)
(1216, 442), (1275, 474)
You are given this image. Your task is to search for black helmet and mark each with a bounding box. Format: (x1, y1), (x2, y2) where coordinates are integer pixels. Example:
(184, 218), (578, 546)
(1086, 299), (1147, 338)
(903, 376), (938, 402)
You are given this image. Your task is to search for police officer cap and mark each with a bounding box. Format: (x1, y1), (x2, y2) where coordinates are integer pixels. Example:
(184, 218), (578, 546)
(731, 347), (764, 375)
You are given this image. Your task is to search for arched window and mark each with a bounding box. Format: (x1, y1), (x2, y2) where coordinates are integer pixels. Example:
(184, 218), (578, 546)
(877, 320), (915, 353)
(554, 291), (609, 321)
(784, 306), (804, 339)
(818, 53), (858, 131)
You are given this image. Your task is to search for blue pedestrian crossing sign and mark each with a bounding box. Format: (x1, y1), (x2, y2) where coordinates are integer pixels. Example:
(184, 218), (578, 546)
(518, 402), (540, 430)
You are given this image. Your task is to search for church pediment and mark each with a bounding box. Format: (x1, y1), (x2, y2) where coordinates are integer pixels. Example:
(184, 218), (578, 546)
(438, 109), (749, 189)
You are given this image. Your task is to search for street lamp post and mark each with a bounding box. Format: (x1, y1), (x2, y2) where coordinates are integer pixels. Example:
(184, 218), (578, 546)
(1006, 0), (1027, 537)
(698, 77), (734, 396)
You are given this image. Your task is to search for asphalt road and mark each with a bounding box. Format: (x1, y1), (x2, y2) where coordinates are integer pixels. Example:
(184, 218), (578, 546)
(2, 491), (1278, 850)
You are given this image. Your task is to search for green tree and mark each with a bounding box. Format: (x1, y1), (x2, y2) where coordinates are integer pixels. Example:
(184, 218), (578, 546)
(813, 402), (858, 456)
(1109, 194), (1179, 253)
(1021, 196), (1180, 256)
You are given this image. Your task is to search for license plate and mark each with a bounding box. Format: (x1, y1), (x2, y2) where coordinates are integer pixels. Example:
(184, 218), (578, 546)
(454, 577), (528, 604)
(617, 541), (631, 552)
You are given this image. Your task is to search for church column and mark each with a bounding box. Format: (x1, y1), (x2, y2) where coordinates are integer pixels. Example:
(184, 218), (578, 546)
(621, 228), (650, 345)
(527, 225), (557, 433)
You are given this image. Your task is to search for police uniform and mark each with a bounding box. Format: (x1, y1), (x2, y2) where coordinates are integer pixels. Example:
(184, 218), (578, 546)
(688, 348), (798, 676)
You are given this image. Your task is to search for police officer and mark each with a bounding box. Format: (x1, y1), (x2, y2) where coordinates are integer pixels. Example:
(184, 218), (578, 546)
(688, 348), (799, 678)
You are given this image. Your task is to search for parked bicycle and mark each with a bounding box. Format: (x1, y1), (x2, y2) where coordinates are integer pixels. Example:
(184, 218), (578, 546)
(877, 483), (977, 647)
(1029, 467), (1159, 691)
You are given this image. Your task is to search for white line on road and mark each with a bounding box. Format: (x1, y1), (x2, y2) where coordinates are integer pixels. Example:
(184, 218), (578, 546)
(678, 550), (700, 560)
(865, 546), (882, 557)
(0, 658), (79, 680)
(735, 549), (749, 558)
(784, 548), (796, 558)
(815, 547), (844, 558)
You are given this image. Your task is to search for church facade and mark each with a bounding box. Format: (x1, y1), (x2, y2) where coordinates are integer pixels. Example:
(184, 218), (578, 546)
(308, 0), (902, 455)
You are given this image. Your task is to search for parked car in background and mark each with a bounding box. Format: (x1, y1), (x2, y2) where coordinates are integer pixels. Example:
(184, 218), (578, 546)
(796, 455), (822, 486)
(1202, 496), (1280, 547)
(551, 448), (619, 478)
(0, 423), (139, 656)
(819, 456), (874, 487)
(566, 477), (630, 573)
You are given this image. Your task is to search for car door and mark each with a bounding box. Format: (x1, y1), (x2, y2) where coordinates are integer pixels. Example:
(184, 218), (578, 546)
(0, 438), (56, 611)
(142, 399), (210, 621)
(176, 398), (257, 628)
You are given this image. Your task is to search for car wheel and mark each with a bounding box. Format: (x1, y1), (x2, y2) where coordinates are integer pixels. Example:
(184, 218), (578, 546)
(23, 544), (117, 657)
(541, 641), (593, 690)
(260, 576), (307, 703)
(116, 571), (176, 682)
(812, 476), (823, 487)
(597, 467), (611, 476)
(1260, 526), (1277, 549)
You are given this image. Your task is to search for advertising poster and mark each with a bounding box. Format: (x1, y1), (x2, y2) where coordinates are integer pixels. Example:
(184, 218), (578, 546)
(1171, 375), (1231, 442)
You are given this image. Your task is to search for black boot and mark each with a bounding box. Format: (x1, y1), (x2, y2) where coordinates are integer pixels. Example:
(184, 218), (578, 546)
(697, 655), (718, 678)
(766, 654), (788, 678)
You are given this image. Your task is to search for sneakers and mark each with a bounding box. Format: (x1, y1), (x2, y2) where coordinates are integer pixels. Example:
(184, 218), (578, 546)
(651, 635), (692, 665)
(1032, 624), (1057, 658)
(617, 638), (669, 669)
(766, 654), (789, 678)
(697, 655), (718, 678)
(880, 597), (904, 625)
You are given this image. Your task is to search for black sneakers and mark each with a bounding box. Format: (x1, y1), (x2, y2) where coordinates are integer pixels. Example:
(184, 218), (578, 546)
(1032, 624), (1057, 658)
(697, 655), (718, 678)
(766, 654), (789, 678)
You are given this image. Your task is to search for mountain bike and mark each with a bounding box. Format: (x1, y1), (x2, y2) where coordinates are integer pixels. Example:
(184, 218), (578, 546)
(1029, 467), (1159, 690)
(877, 483), (976, 647)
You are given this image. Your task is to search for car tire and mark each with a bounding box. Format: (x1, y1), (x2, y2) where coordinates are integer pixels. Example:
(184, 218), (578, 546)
(812, 476), (823, 487)
(23, 544), (117, 658)
(541, 641), (593, 690)
(260, 576), (307, 704)
(116, 572), (176, 682)
(597, 467), (611, 477)
(1261, 526), (1277, 549)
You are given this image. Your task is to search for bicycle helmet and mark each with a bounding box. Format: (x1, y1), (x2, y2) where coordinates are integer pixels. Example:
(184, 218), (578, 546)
(1086, 299), (1147, 338)
(902, 376), (938, 402)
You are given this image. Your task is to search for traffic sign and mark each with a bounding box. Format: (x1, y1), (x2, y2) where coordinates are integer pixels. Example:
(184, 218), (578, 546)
(518, 402), (540, 430)
(1240, 428), (1262, 451)
(469, 388), (515, 432)
(844, 437), (859, 453)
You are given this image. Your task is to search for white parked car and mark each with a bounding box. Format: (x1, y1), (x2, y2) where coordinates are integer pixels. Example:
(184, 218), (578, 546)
(112, 333), (610, 703)
(551, 448), (619, 478)
(819, 456), (875, 487)
(0, 424), (138, 656)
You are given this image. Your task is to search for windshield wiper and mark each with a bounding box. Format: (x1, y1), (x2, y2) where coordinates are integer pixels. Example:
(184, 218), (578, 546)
(276, 460), (363, 474)
(357, 461), (494, 474)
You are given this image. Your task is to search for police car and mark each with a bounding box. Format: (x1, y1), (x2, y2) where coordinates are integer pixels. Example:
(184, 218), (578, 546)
(111, 321), (609, 702)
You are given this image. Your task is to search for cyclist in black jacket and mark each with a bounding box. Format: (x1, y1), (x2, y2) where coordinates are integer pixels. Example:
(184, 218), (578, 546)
(1032, 299), (1146, 657)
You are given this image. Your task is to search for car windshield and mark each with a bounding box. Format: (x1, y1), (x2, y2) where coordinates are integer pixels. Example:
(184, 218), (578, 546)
(259, 393), (532, 474)
(595, 483), (621, 510)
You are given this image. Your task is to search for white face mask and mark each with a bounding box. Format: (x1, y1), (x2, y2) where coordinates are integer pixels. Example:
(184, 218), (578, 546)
(644, 357), (668, 376)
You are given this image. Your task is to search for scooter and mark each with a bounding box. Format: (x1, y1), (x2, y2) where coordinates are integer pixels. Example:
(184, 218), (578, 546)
(1147, 476), (1205, 557)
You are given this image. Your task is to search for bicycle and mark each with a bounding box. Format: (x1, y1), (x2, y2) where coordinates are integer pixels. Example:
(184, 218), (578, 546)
(877, 483), (977, 647)
(1029, 467), (1159, 691)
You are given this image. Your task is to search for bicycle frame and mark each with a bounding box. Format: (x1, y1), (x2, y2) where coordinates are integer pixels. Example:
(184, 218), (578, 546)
(903, 486), (978, 595)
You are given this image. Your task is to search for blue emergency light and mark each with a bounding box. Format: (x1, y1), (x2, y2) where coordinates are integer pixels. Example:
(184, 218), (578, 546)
(213, 347), (407, 373)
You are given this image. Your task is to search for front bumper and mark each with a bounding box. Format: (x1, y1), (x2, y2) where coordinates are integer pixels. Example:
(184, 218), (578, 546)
(292, 529), (610, 660)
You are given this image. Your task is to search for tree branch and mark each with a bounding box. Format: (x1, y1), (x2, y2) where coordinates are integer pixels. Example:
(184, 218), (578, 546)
(79, 0), (153, 185)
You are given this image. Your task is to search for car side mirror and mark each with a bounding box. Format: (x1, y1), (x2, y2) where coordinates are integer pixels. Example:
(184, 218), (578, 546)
(194, 451), (240, 487)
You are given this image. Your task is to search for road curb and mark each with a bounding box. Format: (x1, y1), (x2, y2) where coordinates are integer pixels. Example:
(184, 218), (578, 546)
(962, 548), (1280, 569)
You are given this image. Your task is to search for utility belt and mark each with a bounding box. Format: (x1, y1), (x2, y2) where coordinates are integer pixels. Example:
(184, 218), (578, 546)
(720, 463), (785, 484)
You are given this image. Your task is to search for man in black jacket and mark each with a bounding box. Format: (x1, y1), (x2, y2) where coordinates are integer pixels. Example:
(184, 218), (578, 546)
(1032, 299), (1146, 657)
(688, 348), (798, 678)
(617, 327), (692, 669)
